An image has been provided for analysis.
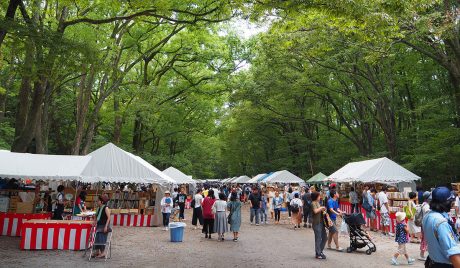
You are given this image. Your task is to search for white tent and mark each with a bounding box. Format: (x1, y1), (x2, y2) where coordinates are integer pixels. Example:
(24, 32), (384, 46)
(163, 167), (196, 185)
(0, 151), (91, 181)
(247, 173), (267, 184)
(263, 170), (304, 184)
(328, 157), (421, 183)
(81, 143), (175, 185)
(232, 175), (251, 184)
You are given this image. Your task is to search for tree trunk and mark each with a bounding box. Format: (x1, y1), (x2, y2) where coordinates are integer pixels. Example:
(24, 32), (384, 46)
(132, 112), (143, 153)
(11, 78), (47, 152)
(14, 42), (34, 140)
(449, 71), (460, 127)
(0, 0), (20, 48)
(71, 65), (94, 155)
(113, 93), (122, 144)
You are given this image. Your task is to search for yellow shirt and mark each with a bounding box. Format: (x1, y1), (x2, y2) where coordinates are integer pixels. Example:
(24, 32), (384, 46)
(203, 190), (209, 197)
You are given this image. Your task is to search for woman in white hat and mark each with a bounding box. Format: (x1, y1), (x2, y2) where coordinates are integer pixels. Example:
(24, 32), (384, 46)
(161, 191), (173, 231)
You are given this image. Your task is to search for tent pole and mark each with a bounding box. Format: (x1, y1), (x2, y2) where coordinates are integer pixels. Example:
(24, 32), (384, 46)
(72, 180), (79, 217)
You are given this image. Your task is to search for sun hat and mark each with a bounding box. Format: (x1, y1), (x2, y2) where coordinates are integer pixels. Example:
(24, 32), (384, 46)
(422, 191), (431, 201)
(396, 211), (406, 222)
(431, 186), (455, 202)
(164, 190), (171, 194)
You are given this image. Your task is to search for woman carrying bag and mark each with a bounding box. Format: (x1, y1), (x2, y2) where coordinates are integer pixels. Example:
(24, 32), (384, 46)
(227, 192), (242, 242)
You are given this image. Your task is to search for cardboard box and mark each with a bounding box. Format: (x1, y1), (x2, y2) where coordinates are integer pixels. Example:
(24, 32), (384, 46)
(0, 197), (9, 212)
(16, 202), (34, 213)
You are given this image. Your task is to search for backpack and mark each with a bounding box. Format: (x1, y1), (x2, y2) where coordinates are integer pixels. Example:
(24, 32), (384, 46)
(291, 202), (300, 213)
(414, 203), (428, 227)
(404, 202), (417, 220)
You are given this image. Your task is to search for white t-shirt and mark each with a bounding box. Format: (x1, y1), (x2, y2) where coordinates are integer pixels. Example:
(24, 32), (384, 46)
(213, 200), (227, 212)
(194, 194), (203, 208)
(455, 196), (460, 208)
(378, 192), (389, 214)
(290, 198), (303, 208)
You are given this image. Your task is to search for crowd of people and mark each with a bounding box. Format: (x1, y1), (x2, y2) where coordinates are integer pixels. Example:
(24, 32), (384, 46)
(160, 183), (460, 267)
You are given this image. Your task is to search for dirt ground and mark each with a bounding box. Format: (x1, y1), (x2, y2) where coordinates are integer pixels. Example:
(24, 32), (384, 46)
(0, 205), (424, 268)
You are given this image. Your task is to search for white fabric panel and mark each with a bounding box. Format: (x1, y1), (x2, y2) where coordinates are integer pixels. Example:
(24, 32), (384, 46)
(0, 151), (90, 181)
(80, 143), (175, 185)
(263, 170), (304, 184)
(247, 173), (267, 183)
(328, 157), (420, 183)
(232, 175), (252, 184)
(163, 167), (196, 185)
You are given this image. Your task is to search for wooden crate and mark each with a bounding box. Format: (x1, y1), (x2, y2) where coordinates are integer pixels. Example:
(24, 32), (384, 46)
(16, 202), (34, 213)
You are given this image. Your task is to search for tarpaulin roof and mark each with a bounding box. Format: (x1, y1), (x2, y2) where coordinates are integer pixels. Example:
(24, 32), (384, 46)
(307, 172), (328, 183)
(80, 143), (175, 185)
(328, 157), (421, 183)
(263, 170), (304, 184)
(0, 151), (91, 181)
(233, 175), (251, 184)
(163, 167), (196, 185)
(247, 173), (267, 184)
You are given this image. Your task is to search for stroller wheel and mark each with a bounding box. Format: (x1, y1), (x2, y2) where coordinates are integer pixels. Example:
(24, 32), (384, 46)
(371, 247), (376, 252)
(346, 247), (353, 253)
(366, 249), (372, 255)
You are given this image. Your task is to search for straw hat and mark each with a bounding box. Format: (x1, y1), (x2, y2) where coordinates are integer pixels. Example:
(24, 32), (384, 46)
(164, 190), (171, 194)
(396, 211), (406, 222)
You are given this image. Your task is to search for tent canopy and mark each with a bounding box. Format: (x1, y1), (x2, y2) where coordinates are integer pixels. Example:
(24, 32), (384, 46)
(263, 170), (304, 184)
(307, 172), (328, 183)
(0, 151), (91, 181)
(81, 143), (175, 185)
(328, 157), (421, 183)
(247, 173), (267, 184)
(163, 167), (196, 185)
(233, 175), (251, 184)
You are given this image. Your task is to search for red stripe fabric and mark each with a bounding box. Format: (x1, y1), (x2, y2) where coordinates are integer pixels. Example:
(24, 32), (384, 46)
(146, 215), (151, 226)
(42, 227), (49, 250)
(63, 228), (70, 250)
(20, 221), (92, 250)
(29, 226), (37, 250)
(0, 213), (52, 237)
(75, 227), (82, 250)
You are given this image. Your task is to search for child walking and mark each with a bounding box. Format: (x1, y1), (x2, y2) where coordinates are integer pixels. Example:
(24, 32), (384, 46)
(391, 212), (415, 265)
(260, 191), (268, 224)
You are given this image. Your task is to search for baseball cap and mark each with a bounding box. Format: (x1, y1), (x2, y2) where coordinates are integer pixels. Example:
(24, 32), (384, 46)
(431, 187), (455, 202)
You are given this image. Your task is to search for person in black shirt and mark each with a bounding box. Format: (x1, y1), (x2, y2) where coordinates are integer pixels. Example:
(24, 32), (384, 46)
(249, 188), (262, 226)
(52, 185), (65, 220)
(94, 195), (111, 258)
(302, 187), (313, 228)
(176, 188), (187, 221)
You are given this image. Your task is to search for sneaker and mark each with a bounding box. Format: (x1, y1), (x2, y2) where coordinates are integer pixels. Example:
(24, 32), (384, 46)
(250, 222), (253, 225)
(255, 223), (260, 226)
(320, 252), (327, 259)
(418, 256), (426, 261)
(408, 258), (415, 265)
(388, 232), (395, 237)
(391, 257), (399, 266)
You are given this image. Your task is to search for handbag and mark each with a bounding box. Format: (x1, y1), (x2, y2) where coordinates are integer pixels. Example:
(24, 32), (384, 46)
(362, 201), (372, 212)
(227, 203), (233, 224)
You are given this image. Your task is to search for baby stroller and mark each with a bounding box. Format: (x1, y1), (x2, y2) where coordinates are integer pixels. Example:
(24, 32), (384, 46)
(343, 213), (377, 255)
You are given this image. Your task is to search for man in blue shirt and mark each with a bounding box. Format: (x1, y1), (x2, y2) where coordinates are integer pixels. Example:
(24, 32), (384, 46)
(327, 190), (344, 251)
(423, 186), (460, 268)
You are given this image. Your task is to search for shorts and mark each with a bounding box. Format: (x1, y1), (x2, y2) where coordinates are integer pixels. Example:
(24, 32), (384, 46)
(397, 243), (407, 255)
(329, 220), (338, 234)
(380, 212), (390, 226)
